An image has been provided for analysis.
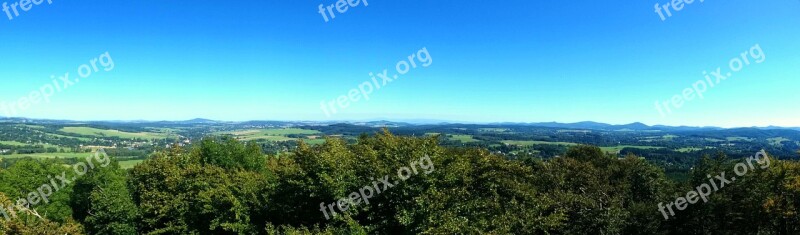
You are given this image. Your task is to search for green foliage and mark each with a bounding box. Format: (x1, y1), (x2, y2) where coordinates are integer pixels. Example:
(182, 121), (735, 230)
(404, 148), (565, 234)
(129, 143), (269, 234)
(0, 192), (84, 235)
(0, 158), (75, 222)
(194, 136), (266, 171)
(3, 132), (800, 234)
(666, 152), (800, 234)
(529, 146), (675, 234)
(71, 160), (139, 235)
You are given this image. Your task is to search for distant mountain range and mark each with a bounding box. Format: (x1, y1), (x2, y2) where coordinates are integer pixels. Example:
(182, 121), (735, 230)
(1, 117), (799, 132)
(496, 121), (667, 131)
(484, 121), (800, 132)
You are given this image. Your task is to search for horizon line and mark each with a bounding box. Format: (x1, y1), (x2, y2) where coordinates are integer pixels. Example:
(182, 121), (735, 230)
(1, 116), (798, 129)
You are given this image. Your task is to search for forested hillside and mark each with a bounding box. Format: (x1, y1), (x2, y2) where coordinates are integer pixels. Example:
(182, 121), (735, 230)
(0, 131), (798, 234)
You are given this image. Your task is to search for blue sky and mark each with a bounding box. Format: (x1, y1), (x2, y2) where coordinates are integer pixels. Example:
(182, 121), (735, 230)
(0, 0), (797, 127)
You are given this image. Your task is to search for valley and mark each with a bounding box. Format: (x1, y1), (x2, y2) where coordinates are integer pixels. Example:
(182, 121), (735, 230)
(2, 118), (797, 175)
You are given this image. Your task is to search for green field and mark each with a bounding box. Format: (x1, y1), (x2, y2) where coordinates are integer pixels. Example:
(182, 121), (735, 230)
(557, 130), (591, 133)
(502, 140), (579, 147)
(119, 159), (144, 169)
(60, 127), (168, 140)
(600, 145), (663, 154)
(479, 128), (510, 133)
(218, 128), (322, 142)
(726, 137), (754, 142)
(640, 135), (678, 142)
(300, 138), (327, 145)
(768, 137), (790, 145)
(146, 127), (181, 133)
(676, 147), (710, 153)
(2, 152), (100, 159)
(502, 141), (661, 154)
(249, 135), (295, 141)
(0, 141), (65, 150)
(41, 132), (93, 141)
(1, 152), (144, 169)
(256, 128), (320, 135)
(18, 124), (46, 129)
(449, 134), (478, 143)
(0, 141), (31, 146)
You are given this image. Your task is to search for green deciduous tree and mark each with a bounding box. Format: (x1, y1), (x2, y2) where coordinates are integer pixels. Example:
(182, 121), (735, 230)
(71, 159), (139, 235)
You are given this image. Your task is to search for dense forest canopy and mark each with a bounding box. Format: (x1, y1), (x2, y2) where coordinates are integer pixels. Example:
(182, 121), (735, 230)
(0, 130), (798, 234)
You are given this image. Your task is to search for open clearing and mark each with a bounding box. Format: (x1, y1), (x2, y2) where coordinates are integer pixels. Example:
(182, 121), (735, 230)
(768, 137), (790, 145)
(1, 153), (144, 169)
(726, 137), (754, 142)
(41, 132), (93, 141)
(557, 130), (591, 133)
(2, 152), (102, 159)
(217, 128), (322, 143)
(17, 124), (46, 129)
(449, 134), (478, 143)
(676, 147), (713, 153)
(502, 140), (579, 146)
(600, 145), (663, 154)
(119, 159), (144, 169)
(479, 128), (510, 133)
(0, 141), (65, 150)
(502, 140), (662, 154)
(299, 138), (326, 145)
(60, 127), (168, 140)
(0, 141), (32, 146)
(663, 135), (678, 140)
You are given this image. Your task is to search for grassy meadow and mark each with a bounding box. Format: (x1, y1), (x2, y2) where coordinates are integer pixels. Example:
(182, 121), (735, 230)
(60, 127), (169, 139)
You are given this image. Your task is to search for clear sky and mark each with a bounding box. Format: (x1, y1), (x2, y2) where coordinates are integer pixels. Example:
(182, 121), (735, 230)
(0, 0), (797, 127)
